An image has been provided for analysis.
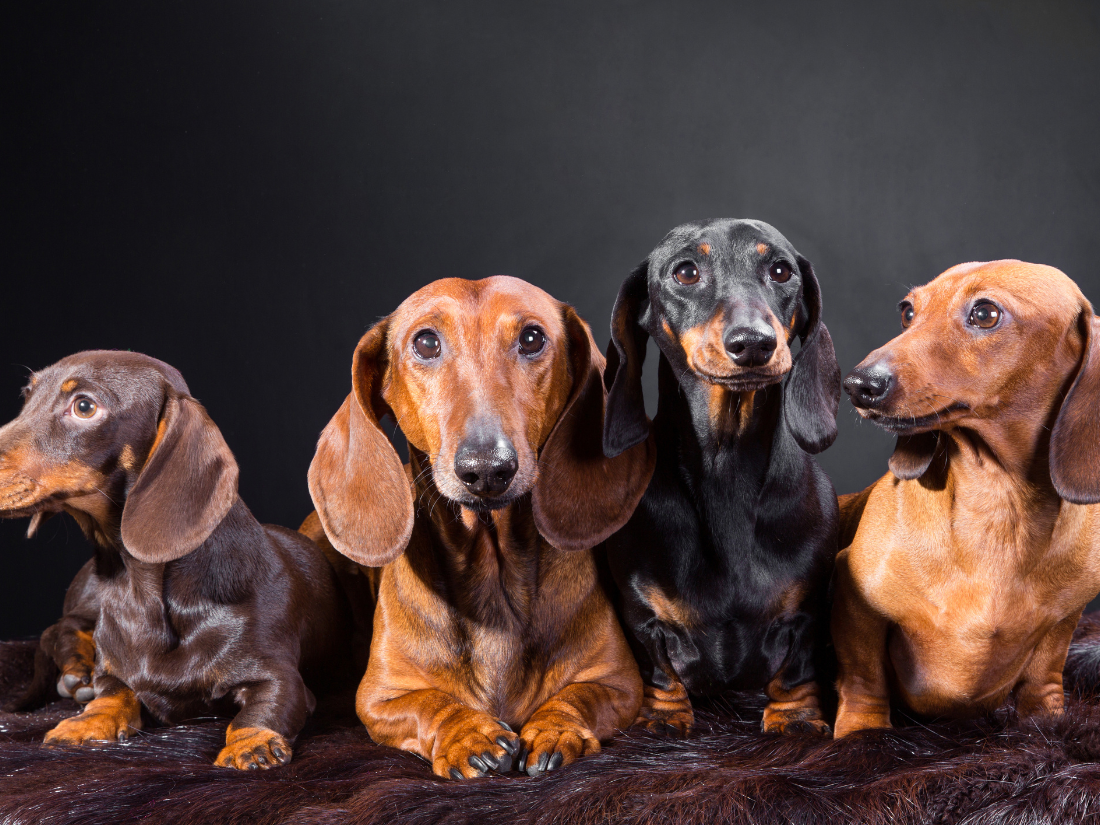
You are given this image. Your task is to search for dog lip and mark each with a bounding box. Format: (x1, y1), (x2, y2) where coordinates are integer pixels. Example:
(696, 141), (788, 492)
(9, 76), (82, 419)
(859, 404), (968, 434)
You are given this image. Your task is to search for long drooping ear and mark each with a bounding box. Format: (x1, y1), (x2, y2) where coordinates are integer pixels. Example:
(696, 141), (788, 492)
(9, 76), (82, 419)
(889, 432), (939, 480)
(603, 261), (651, 458)
(120, 392), (239, 563)
(534, 306), (656, 551)
(782, 255), (841, 454)
(1050, 311), (1100, 504)
(308, 318), (414, 566)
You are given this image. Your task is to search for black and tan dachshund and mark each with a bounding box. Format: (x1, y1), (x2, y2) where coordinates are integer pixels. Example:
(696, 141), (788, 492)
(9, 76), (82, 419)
(602, 219), (841, 735)
(0, 351), (359, 769)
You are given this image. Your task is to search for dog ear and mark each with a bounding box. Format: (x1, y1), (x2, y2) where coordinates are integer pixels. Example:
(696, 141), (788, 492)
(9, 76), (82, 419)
(1050, 311), (1100, 504)
(308, 318), (414, 566)
(603, 261), (651, 458)
(534, 306), (656, 551)
(783, 255), (841, 454)
(121, 392), (239, 563)
(889, 432), (939, 480)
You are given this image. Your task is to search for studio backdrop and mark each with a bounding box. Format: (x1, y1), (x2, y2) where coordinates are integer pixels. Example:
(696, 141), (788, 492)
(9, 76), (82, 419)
(3, 0), (1099, 638)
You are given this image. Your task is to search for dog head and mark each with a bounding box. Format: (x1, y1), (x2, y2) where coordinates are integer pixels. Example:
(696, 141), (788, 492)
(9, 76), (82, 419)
(0, 351), (238, 561)
(844, 260), (1100, 502)
(604, 218), (840, 456)
(309, 275), (655, 565)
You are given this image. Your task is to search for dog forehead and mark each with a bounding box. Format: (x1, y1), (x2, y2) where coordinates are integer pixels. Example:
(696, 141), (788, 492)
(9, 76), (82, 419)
(914, 260), (1084, 321)
(651, 219), (797, 269)
(392, 276), (564, 342)
(33, 351), (185, 406)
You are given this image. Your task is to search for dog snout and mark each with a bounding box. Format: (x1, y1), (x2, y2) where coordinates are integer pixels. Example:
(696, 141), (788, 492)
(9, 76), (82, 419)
(723, 323), (777, 368)
(844, 364), (894, 409)
(454, 434), (519, 497)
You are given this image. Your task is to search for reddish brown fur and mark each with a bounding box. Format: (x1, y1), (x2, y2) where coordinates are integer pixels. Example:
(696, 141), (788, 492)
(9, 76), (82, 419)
(834, 260), (1100, 737)
(309, 276), (654, 778)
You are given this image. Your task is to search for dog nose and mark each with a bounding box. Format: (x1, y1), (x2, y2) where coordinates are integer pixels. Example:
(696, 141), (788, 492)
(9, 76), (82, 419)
(724, 326), (777, 368)
(454, 437), (519, 496)
(844, 364), (893, 409)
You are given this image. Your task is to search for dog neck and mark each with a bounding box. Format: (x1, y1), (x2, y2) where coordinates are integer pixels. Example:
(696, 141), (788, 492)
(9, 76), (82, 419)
(406, 447), (542, 627)
(655, 353), (782, 465)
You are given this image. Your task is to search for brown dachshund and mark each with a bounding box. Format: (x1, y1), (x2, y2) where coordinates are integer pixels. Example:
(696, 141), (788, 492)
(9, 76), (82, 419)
(308, 276), (654, 778)
(833, 260), (1100, 737)
(0, 351), (357, 768)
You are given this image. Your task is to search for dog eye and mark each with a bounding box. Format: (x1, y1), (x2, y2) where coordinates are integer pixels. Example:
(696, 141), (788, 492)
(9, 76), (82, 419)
(518, 326), (546, 356)
(673, 262), (700, 285)
(412, 330), (442, 359)
(71, 396), (98, 419)
(901, 304), (915, 328)
(968, 301), (1001, 330)
(769, 262), (792, 283)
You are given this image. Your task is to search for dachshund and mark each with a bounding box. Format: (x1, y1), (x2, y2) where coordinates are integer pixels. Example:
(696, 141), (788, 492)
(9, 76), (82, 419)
(601, 219), (841, 736)
(307, 275), (655, 778)
(0, 351), (357, 769)
(833, 260), (1100, 737)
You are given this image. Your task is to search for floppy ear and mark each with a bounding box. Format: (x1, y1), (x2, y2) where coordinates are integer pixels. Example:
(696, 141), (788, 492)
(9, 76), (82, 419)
(783, 255), (841, 454)
(534, 306), (656, 551)
(889, 432), (939, 480)
(308, 318), (414, 566)
(120, 392), (239, 563)
(603, 261), (651, 458)
(1050, 311), (1100, 504)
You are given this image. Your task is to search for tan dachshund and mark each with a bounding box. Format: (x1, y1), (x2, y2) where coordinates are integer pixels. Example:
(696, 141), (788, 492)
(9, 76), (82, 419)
(306, 276), (654, 778)
(833, 260), (1100, 737)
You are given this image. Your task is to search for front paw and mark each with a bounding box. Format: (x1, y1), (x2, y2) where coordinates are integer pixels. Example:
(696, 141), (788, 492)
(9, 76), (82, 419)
(761, 705), (831, 736)
(57, 666), (95, 705)
(45, 708), (140, 745)
(217, 726), (293, 770)
(433, 718), (519, 780)
(633, 705), (693, 737)
(518, 714), (600, 777)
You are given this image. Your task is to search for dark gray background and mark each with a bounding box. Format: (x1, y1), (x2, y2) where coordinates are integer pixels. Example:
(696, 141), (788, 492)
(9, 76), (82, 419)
(3, 0), (1099, 638)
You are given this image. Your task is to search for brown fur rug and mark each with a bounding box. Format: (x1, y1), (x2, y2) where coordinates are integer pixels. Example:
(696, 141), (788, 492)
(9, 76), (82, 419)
(3, 616), (1100, 825)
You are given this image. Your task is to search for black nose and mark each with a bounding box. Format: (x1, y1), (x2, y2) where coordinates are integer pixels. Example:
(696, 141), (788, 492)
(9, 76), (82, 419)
(844, 364), (893, 409)
(454, 437), (518, 496)
(724, 326), (777, 367)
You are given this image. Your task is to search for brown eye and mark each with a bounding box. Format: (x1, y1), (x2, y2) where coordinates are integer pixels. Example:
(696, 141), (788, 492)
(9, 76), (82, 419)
(901, 304), (915, 328)
(968, 301), (1001, 330)
(412, 330), (441, 359)
(769, 262), (792, 283)
(519, 326), (546, 356)
(72, 396), (97, 419)
(673, 262), (700, 285)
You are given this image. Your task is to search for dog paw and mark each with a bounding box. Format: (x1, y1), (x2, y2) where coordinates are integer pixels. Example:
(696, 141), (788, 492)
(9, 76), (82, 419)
(761, 707), (831, 737)
(216, 727), (292, 770)
(57, 669), (95, 705)
(632, 705), (694, 737)
(45, 709), (139, 745)
(518, 715), (600, 777)
(433, 718), (519, 779)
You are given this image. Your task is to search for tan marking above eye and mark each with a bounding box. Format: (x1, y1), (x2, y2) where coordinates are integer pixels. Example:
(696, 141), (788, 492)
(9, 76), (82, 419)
(697, 243), (710, 256)
(756, 243), (769, 255)
(61, 379), (78, 392)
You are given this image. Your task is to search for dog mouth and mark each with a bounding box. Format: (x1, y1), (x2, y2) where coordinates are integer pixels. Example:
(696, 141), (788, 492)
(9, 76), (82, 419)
(693, 369), (786, 391)
(857, 404), (968, 434)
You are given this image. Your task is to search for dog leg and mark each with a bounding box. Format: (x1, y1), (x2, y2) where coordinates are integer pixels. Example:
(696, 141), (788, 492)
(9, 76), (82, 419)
(360, 687), (521, 779)
(53, 620), (97, 704)
(44, 675), (141, 745)
(832, 548), (892, 737)
(1014, 612), (1079, 719)
(763, 676), (830, 735)
(634, 670), (694, 737)
(215, 673), (313, 770)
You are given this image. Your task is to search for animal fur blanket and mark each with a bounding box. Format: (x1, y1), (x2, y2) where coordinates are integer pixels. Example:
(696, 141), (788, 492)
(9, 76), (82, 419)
(3, 615), (1100, 825)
